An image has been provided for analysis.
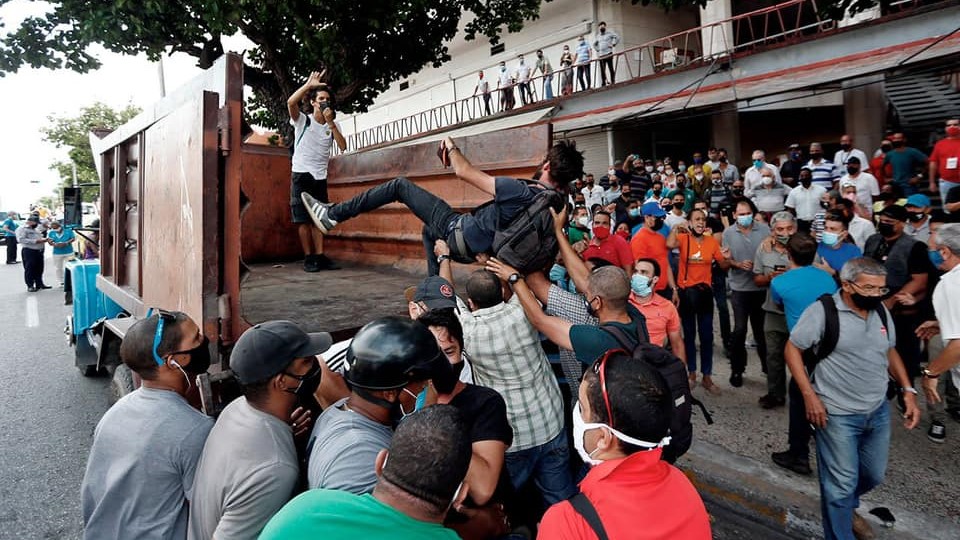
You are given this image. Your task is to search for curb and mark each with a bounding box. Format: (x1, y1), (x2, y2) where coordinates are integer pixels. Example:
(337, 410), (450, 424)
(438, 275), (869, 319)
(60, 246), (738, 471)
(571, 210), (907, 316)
(678, 439), (959, 539)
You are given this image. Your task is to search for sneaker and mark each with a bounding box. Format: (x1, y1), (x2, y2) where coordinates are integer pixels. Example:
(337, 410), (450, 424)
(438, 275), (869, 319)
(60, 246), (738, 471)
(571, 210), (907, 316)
(37, 284), (52, 290)
(771, 450), (812, 475)
(852, 511), (876, 540)
(301, 193), (338, 234)
(303, 255), (320, 273)
(927, 420), (946, 443)
(758, 394), (786, 409)
(26, 286), (37, 292)
(729, 372), (743, 388)
(314, 253), (340, 271)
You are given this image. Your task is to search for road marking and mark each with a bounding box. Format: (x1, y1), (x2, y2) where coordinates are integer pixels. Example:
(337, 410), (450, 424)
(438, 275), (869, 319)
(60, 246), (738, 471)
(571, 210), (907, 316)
(26, 295), (39, 327)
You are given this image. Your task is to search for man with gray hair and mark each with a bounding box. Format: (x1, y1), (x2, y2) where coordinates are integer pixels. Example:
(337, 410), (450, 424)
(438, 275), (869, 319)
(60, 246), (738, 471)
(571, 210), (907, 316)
(744, 150), (782, 197)
(786, 257), (919, 540)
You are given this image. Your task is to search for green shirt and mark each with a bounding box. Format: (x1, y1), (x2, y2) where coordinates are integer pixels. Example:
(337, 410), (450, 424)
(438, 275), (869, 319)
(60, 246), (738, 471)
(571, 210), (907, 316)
(260, 490), (459, 540)
(568, 305), (647, 365)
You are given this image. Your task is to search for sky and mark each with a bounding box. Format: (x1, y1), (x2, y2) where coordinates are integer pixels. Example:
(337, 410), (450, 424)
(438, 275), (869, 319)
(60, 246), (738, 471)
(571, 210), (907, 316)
(0, 0), (249, 212)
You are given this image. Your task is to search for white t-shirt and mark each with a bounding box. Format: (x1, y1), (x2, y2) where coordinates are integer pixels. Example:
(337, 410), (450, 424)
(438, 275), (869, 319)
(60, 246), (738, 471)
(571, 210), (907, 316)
(848, 215), (876, 251)
(290, 113), (339, 180)
(498, 69), (511, 87)
(839, 172), (880, 211)
(517, 62), (531, 83)
(833, 148), (869, 170)
(932, 264), (960, 388)
(744, 162), (782, 197)
(785, 184), (827, 221)
(581, 185), (605, 209)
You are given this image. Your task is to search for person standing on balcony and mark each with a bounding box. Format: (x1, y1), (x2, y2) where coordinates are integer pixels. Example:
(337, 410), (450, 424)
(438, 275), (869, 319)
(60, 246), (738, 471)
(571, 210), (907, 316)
(575, 36), (592, 91)
(535, 49), (554, 100)
(593, 21), (619, 86)
(287, 70), (347, 272)
(559, 45), (575, 96)
(473, 71), (491, 115)
(929, 118), (960, 212)
(496, 61), (513, 111)
(516, 54), (533, 106)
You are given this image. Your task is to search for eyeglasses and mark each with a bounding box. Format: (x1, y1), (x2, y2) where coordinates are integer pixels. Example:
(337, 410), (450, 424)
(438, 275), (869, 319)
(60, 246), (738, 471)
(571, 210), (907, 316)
(150, 309), (177, 366)
(592, 349), (626, 429)
(848, 282), (889, 296)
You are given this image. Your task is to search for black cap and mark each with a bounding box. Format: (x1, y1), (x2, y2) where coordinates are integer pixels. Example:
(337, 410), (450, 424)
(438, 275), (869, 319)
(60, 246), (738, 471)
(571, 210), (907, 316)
(847, 156), (861, 165)
(879, 204), (909, 222)
(404, 276), (457, 311)
(230, 320), (332, 384)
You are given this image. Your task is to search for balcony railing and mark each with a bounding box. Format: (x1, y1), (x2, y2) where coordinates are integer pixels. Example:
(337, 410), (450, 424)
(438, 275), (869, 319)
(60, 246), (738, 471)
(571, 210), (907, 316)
(344, 0), (934, 152)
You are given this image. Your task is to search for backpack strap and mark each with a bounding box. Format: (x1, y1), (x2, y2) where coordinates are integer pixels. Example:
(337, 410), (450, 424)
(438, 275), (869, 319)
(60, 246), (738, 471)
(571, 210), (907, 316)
(804, 294), (840, 377)
(294, 114), (311, 149)
(568, 492), (609, 540)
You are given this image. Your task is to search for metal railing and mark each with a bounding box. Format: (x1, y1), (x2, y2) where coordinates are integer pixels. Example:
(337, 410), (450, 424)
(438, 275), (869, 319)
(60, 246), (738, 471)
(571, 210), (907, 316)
(344, 0), (932, 152)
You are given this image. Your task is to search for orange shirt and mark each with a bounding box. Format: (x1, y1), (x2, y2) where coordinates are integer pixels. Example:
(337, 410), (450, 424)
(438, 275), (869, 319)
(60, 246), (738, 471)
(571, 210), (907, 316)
(628, 291), (681, 346)
(537, 449), (712, 540)
(676, 233), (723, 288)
(630, 227), (670, 291)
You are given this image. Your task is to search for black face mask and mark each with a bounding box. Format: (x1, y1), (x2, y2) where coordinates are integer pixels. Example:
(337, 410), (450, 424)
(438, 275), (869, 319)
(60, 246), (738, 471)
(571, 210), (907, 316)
(586, 297), (599, 318)
(652, 217), (664, 231)
(820, 200), (831, 209)
(840, 144), (851, 151)
(731, 188), (744, 197)
(183, 337), (211, 374)
(652, 188), (662, 195)
(673, 202), (684, 210)
(800, 177), (812, 187)
(810, 152), (823, 160)
(284, 362), (322, 405)
(846, 166), (859, 175)
(908, 212), (926, 223)
(719, 156), (728, 163)
(878, 222), (897, 237)
(891, 141), (904, 148)
(851, 292), (883, 311)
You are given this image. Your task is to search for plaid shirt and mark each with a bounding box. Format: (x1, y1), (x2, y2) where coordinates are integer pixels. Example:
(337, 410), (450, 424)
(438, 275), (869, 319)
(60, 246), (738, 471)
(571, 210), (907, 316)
(456, 295), (564, 452)
(545, 284), (598, 404)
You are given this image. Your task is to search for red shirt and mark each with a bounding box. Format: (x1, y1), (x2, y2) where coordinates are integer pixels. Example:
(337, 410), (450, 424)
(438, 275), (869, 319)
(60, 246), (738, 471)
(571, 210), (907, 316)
(537, 449), (712, 540)
(930, 137), (960, 183)
(630, 227), (670, 291)
(582, 235), (634, 271)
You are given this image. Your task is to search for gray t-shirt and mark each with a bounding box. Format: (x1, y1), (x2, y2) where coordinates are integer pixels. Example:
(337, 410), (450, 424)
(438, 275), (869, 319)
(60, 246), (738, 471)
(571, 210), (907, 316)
(307, 397), (393, 494)
(188, 397), (299, 540)
(753, 245), (790, 314)
(81, 387), (213, 540)
(789, 292), (896, 415)
(723, 222), (771, 291)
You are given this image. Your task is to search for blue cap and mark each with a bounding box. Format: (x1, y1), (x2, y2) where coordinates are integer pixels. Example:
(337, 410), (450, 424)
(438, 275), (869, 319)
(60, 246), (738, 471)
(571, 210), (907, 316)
(641, 201), (666, 217)
(905, 194), (930, 208)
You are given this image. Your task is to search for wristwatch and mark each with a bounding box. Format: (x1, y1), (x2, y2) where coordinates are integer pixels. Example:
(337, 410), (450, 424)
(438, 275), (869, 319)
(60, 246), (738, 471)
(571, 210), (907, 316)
(437, 254), (451, 264)
(922, 368), (940, 379)
(508, 273), (523, 284)
(901, 386), (919, 395)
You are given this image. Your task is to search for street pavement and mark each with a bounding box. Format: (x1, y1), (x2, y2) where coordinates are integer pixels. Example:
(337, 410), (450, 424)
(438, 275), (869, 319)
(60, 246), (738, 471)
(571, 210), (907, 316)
(0, 256), (109, 540)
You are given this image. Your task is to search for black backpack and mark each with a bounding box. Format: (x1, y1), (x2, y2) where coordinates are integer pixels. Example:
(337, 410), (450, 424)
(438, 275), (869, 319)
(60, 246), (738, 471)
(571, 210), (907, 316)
(599, 326), (713, 464)
(488, 179), (565, 274)
(803, 293), (889, 376)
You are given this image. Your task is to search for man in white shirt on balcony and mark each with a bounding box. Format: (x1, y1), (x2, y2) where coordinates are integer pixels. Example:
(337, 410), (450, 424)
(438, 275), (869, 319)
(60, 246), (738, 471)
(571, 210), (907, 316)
(473, 71), (491, 115)
(593, 21), (620, 86)
(516, 54), (533, 106)
(496, 61), (513, 111)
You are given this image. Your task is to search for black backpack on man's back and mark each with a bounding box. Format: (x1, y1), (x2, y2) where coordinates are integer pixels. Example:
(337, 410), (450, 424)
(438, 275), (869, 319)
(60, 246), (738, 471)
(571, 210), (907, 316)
(489, 180), (565, 274)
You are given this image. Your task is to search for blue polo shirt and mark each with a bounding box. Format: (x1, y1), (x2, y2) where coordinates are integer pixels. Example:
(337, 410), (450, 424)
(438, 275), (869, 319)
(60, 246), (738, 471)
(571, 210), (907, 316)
(48, 227), (76, 255)
(816, 242), (861, 273)
(771, 266), (838, 330)
(2, 218), (17, 237)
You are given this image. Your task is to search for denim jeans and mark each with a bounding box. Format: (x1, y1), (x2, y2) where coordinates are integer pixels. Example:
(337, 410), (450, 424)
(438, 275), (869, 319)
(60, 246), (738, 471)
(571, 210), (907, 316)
(815, 402), (890, 540)
(329, 177), (461, 276)
(940, 179), (960, 214)
(679, 295), (714, 375)
(730, 290), (769, 375)
(543, 74), (554, 99)
(505, 430), (577, 506)
(764, 312), (788, 399)
(576, 65), (590, 91)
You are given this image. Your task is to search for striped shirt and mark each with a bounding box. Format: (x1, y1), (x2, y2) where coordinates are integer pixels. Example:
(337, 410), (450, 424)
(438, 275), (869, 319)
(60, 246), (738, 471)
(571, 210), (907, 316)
(456, 295), (564, 452)
(805, 159), (840, 189)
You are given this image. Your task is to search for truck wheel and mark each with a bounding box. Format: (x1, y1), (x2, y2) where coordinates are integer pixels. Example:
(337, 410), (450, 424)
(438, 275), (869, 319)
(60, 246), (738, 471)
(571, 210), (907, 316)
(110, 364), (135, 404)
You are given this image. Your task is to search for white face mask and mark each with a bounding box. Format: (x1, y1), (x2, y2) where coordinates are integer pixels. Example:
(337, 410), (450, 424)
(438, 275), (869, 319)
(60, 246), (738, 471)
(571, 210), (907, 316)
(577, 216), (590, 227)
(608, 169), (616, 177)
(571, 402), (670, 466)
(695, 174), (704, 181)
(761, 177), (773, 186)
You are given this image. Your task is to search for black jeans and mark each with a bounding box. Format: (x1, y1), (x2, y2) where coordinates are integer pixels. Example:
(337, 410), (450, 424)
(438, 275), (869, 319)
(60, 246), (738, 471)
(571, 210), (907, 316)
(518, 82), (533, 105)
(21, 248), (45, 288)
(5, 236), (17, 263)
(787, 378), (812, 459)
(329, 177), (461, 276)
(482, 93), (491, 115)
(730, 290), (768, 375)
(712, 268), (731, 347)
(892, 311), (922, 379)
(599, 56), (615, 85)
(576, 65), (590, 91)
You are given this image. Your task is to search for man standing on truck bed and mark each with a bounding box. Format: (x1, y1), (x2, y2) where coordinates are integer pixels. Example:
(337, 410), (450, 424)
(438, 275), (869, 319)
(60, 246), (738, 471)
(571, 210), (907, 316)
(301, 137), (584, 276)
(288, 70), (347, 272)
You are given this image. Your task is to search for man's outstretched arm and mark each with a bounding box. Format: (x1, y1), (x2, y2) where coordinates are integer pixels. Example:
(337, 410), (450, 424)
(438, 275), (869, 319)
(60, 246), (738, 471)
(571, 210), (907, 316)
(486, 258), (574, 350)
(444, 137), (496, 196)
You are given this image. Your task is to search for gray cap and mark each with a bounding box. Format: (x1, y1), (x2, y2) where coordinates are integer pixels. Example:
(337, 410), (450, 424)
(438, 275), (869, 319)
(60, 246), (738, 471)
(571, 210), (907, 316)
(230, 320), (332, 384)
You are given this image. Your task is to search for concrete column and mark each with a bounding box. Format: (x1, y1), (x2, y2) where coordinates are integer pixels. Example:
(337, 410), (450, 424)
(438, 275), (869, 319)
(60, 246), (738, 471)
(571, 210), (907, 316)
(712, 108), (741, 166)
(843, 75), (886, 157)
(699, 0), (734, 60)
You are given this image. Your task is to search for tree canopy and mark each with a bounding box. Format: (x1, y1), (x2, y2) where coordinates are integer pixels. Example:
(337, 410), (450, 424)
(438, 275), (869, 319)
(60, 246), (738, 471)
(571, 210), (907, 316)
(41, 102), (141, 202)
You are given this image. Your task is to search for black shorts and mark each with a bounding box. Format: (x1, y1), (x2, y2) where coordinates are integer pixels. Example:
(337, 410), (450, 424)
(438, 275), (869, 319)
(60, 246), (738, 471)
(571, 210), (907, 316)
(291, 172), (329, 224)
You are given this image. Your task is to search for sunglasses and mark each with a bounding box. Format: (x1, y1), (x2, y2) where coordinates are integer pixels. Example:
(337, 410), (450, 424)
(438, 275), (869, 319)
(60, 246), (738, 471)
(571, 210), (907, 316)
(150, 309), (178, 366)
(592, 349), (626, 429)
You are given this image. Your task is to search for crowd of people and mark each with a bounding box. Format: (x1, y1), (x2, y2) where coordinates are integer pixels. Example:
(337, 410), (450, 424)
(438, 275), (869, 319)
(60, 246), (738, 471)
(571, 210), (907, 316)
(80, 80), (960, 540)
(473, 23), (623, 114)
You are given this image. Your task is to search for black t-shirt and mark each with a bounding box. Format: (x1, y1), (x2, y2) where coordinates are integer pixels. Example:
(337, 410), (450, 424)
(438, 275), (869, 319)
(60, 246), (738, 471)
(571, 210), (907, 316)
(947, 185), (960, 223)
(448, 384), (515, 508)
(463, 177), (537, 253)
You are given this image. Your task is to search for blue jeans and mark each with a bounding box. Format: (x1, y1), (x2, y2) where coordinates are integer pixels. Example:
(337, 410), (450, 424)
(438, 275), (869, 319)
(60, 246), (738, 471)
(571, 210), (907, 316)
(543, 74), (554, 99)
(815, 402), (891, 540)
(505, 430), (576, 506)
(681, 307), (714, 375)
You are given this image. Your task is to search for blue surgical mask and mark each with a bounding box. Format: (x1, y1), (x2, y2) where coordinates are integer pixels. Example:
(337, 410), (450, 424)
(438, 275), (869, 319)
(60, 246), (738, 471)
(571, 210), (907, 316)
(629, 208), (641, 218)
(737, 214), (754, 228)
(753, 159), (764, 169)
(631, 274), (653, 297)
(549, 263), (567, 283)
(929, 249), (945, 269)
(821, 231), (839, 246)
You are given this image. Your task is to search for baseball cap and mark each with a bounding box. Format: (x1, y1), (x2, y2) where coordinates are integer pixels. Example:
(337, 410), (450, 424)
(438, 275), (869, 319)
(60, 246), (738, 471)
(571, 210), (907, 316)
(641, 201), (666, 217)
(879, 204), (909, 222)
(230, 320), (332, 384)
(404, 276), (457, 311)
(905, 194), (931, 209)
